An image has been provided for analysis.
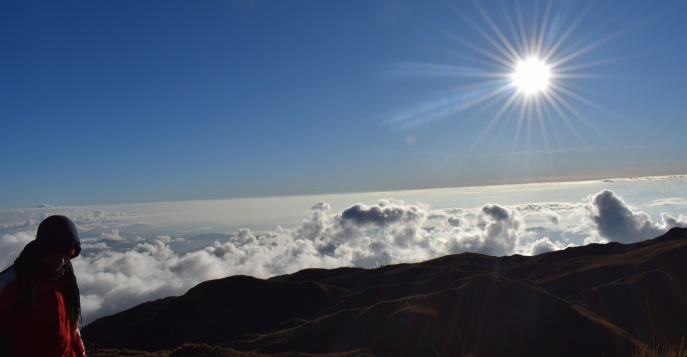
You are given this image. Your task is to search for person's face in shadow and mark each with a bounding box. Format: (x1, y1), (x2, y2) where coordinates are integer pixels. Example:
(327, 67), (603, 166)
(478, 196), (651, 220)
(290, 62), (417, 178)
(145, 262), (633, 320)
(42, 249), (73, 273)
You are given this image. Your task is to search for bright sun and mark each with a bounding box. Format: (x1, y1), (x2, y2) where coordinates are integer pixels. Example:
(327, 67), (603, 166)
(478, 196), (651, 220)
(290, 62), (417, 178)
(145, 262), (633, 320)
(512, 58), (551, 95)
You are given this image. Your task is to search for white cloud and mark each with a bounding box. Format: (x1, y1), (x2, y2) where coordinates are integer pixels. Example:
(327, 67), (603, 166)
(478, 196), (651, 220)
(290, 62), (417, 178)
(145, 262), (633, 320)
(647, 198), (687, 208)
(602, 175), (687, 183)
(658, 212), (687, 230)
(339, 199), (426, 227)
(441, 204), (524, 256)
(0, 232), (33, 269)
(587, 190), (666, 242)
(2, 183), (686, 326)
(99, 228), (126, 242)
(134, 239), (175, 260)
(81, 242), (110, 250)
(543, 210), (561, 225)
(447, 216), (465, 227)
(528, 237), (568, 256)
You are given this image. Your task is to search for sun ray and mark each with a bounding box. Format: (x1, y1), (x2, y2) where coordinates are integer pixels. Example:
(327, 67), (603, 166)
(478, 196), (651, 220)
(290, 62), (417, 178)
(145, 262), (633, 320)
(435, 88), (518, 168)
(549, 11), (663, 68)
(501, 1), (525, 57)
(541, 1), (597, 63)
(554, 54), (644, 73)
(470, 0), (522, 62)
(388, 62), (512, 79)
(529, 0), (539, 55)
(534, 94), (548, 149)
(534, 1), (553, 57)
(450, 4), (520, 65)
(511, 93), (529, 151)
(534, 94), (555, 169)
(551, 83), (628, 122)
(541, 89), (597, 153)
(467, 90), (521, 155)
(385, 80), (512, 128)
(514, 1), (531, 57)
(520, 100), (533, 157)
(427, 23), (515, 68)
(546, 90), (611, 171)
(381, 0), (670, 176)
(546, 87), (614, 147)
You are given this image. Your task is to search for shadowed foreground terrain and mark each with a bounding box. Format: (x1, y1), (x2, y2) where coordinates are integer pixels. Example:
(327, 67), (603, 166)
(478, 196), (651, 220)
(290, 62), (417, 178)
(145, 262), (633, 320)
(82, 228), (687, 356)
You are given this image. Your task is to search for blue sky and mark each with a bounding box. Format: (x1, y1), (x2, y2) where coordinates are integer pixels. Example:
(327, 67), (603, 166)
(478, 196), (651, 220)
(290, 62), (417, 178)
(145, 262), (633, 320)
(2, 0), (687, 209)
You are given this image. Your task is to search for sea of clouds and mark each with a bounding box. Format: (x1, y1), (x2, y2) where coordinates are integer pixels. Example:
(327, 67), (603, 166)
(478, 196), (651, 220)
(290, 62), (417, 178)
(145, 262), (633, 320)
(2, 177), (687, 325)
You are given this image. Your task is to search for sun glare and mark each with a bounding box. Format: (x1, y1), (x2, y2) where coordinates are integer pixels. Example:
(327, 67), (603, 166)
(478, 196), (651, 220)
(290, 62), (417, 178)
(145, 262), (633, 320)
(385, 1), (643, 157)
(512, 58), (551, 95)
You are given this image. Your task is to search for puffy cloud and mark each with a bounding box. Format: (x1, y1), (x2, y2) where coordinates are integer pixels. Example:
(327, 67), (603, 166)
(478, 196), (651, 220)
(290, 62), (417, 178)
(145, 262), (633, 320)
(135, 239), (175, 260)
(544, 211), (561, 225)
(587, 190), (664, 242)
(326, 200), (431, 266)
(516, 203), (577, 229)
(0, 232), (33, 269)
(340, 200), (426, 227)
(0, 218), (40, 231)
(72, 225), (352, 324)
(447, 216), (465, 227)
(296, 201), (331, 241)
(74, 249), (186, 322)
(477, 204), (523, 255)
(230, 229), (257, 247)
(99, 228), (126, 242)
(529, 237), (564, 256)
(2, 188), (686, 327)
(81, 242), (110, 250)
(442, 204), (524, 256)
(658, 212), (687, 230)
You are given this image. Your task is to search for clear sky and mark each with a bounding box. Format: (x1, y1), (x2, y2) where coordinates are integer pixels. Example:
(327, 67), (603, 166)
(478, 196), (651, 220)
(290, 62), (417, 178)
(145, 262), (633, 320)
(2, 0), (687, 209)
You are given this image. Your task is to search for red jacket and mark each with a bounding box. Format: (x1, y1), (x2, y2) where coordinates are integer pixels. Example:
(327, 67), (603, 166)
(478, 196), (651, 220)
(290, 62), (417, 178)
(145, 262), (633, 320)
(0, 266), (86, 357)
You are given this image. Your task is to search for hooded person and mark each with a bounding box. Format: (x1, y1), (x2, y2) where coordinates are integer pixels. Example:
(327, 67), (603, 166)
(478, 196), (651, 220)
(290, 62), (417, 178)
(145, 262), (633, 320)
(0, 215), (87, 357)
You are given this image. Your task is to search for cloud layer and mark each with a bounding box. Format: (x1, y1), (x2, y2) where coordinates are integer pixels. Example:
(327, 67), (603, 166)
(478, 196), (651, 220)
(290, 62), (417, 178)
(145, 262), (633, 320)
(1, 189), (686, 325)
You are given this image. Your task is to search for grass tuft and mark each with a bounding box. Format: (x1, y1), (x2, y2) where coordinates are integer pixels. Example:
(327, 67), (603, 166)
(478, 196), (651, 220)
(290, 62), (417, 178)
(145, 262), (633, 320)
(634, 335), (687, 357)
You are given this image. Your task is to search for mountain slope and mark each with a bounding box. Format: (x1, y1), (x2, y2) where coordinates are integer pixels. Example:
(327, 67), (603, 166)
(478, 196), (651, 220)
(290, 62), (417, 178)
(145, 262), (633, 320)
(82, 227), (687, 356)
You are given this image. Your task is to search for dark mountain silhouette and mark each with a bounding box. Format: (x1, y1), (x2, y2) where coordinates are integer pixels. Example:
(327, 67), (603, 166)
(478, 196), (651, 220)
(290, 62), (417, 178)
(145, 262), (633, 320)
(82, 227), (687, 356)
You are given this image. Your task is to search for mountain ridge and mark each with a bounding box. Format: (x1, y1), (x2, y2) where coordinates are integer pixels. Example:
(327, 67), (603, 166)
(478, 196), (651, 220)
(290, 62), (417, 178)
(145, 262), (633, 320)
(82, 227), (687, 356)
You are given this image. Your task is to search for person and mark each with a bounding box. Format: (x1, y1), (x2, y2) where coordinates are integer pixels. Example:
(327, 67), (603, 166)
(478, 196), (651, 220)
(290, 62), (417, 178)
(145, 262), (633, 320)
(0, 215), (87, 356)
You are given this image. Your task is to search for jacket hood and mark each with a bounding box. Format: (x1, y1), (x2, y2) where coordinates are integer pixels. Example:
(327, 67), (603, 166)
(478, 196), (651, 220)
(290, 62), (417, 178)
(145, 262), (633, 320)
(35, 215), (81, 258)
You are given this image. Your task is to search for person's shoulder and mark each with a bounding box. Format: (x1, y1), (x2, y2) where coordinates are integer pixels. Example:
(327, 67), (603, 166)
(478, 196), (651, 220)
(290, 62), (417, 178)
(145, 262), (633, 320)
(0, 266), (17, 296)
